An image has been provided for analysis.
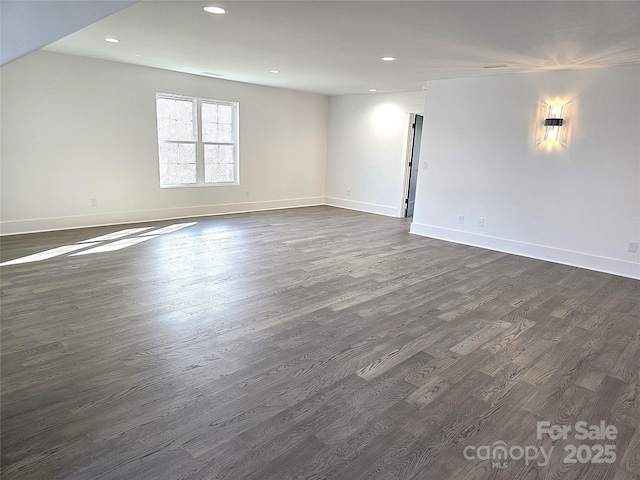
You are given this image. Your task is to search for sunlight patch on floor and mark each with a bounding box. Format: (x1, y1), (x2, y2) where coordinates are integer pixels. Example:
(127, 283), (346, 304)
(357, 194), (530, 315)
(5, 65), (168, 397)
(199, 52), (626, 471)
(0, 243), (100, 266)
(1, 222), (197, 266)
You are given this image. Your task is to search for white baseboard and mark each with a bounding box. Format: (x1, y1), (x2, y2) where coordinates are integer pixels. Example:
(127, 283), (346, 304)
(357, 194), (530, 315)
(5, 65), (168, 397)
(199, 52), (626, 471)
(410, 222), (640, 280)
(0, 197), (325, 236)
(325, 197), (401, 217)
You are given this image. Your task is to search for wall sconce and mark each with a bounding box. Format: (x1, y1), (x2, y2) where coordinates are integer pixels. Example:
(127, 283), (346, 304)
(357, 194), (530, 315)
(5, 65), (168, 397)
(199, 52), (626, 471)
(543, 104), (564, 142)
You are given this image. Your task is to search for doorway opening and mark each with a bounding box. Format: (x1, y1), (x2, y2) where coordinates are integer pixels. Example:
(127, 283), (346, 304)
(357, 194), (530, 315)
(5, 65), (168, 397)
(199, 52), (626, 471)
(403, 114), (423, 218)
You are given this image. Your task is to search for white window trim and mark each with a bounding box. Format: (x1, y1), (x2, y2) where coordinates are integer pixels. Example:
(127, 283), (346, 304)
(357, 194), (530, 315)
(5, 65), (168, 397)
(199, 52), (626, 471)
(156, 93), (239, 188)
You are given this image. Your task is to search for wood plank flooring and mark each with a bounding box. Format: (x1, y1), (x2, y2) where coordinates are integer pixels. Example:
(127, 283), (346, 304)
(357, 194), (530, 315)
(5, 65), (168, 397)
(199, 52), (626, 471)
(1, 206), (639, 479)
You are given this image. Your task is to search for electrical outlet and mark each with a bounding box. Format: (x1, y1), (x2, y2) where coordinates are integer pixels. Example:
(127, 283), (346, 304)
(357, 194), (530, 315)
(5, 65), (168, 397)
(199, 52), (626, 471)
(478, 218), (484, 227)
(458, 215), (464, 224)
(629, 242), (638, 253)
(347, 189), (351, 196)
(422, 162), (429, 170)
(245, 190), (250, 197)
(91, 198), (98, 208)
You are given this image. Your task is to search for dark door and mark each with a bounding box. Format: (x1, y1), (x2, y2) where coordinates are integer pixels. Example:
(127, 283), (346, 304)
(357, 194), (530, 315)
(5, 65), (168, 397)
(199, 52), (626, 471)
(405, 114), (423, 217)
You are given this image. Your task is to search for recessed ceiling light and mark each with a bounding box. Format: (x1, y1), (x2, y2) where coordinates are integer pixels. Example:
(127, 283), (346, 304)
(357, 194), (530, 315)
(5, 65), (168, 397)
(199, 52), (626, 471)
(204, 6), (227, 14)
(104, 37), (120, 43)
(203, 72), (224, 77)
(381, 56), (396, 62)
(369, 89), (377, 92)
(269, 70), (280, 74)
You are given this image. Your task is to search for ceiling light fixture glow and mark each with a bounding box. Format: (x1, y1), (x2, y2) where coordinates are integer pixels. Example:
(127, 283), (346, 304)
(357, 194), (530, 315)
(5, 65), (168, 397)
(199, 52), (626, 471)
(269, 70), (280, 74)
(104, 37), (120, 43)
(369, 89), (377, 92)
(381, 56), (396, 62)
(204, 6), (227, 14)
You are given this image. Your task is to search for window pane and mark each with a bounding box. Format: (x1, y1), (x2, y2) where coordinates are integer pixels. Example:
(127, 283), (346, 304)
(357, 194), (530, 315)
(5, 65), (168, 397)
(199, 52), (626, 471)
(202, 103), (234, 143)
(217, 105), (232, 124)
(204, 144), (235, 183)
(156, 97), (196, 141)
(159, 142), (197, 185)
(217, 124), (232, 141)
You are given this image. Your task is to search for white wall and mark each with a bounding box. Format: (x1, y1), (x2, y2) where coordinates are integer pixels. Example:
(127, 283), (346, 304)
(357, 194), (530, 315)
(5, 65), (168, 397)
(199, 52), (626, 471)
(411, 67), (640, 279)
(1, 51), (328, 234)
(325, 91), (426, 217)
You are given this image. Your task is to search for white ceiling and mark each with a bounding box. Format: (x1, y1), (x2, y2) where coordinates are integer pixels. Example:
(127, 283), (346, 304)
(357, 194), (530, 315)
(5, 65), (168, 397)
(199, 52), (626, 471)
(0, 0), (138, 66)
(41, 0), (640, 96)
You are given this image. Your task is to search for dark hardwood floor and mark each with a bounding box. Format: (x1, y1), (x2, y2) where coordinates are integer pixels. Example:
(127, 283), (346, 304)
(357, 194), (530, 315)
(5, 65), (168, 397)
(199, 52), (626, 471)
(1, 206), (639, 480)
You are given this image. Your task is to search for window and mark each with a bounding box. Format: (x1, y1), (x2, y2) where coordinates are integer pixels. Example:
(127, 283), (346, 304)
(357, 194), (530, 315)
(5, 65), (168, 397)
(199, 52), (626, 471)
(156, 93), (238, 187)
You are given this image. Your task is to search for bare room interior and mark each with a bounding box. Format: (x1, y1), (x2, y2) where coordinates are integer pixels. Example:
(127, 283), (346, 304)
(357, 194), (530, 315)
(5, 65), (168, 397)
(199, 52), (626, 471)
(1, 1), (639, 479)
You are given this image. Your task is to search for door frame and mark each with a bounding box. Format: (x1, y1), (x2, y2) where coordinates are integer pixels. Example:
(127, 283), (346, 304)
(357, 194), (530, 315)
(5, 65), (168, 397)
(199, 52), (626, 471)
(400, 112), (423, 217)
(401, 114), (416, 217)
